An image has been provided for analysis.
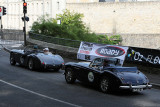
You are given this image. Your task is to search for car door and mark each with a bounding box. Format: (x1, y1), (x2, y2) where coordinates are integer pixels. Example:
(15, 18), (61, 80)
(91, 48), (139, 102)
(71, 63), (85, 81)
(78, 58), (103, 83)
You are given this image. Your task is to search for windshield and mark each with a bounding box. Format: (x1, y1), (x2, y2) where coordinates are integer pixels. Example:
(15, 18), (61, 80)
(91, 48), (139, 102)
(104, 58), (122, 66)
(24, 45), (44, 52)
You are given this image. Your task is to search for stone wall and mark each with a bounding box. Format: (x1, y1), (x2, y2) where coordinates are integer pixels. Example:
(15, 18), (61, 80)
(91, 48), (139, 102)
(1, 29), (24, 40)
(67, 2), (160, 34)
(27, 38), (78, 60)
(66, 2), (160, 49)
(95, 33), (160, 49)
(120, 34), (160, 49)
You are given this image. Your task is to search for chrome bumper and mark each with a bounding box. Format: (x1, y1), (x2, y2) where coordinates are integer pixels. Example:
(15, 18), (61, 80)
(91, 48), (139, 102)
(119, 84), (152, 89)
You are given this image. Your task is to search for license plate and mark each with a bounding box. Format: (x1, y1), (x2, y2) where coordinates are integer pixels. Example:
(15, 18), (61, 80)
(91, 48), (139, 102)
(133, 88), (143, 92)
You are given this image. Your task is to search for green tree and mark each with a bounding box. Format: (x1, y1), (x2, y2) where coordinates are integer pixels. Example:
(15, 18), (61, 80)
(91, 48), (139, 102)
(31, 10), (121, 45)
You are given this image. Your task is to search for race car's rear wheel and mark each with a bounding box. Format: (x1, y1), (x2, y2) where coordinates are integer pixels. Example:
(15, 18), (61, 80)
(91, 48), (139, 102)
(65, 67), (76, 84)
(28, 58), (34, 70)
(10, 54), (16, 65)
(100, 76), (110, 93)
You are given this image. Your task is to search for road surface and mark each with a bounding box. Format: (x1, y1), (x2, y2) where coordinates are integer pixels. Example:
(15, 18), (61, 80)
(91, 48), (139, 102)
(0, 49), (160, 107)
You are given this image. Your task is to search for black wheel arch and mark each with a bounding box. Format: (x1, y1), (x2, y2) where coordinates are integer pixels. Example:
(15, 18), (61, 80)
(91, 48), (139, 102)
(64, 66), (76, 84)
(26, 55), (41, 69)
(10, 52), (15, 57)
(10, 52), (16, 65)
(100, 72), (122, 88)
(65, 65), (78, 77)
(65, 65), (74, 73)
(10, 52), (16, 61)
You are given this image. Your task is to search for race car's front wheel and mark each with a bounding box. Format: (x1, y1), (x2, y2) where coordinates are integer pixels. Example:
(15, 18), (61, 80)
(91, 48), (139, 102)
(28, 58), (34, 70)
(100, 76), (110, 93)
(10, 54), (16, 65)
(65, 67), (76, 84)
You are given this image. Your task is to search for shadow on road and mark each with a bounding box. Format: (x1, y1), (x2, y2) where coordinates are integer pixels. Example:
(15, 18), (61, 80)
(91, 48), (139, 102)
(69, 81), (145, 97)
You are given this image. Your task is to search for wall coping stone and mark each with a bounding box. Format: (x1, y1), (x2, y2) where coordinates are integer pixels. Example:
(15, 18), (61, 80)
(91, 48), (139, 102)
(27, 38), (79, 54)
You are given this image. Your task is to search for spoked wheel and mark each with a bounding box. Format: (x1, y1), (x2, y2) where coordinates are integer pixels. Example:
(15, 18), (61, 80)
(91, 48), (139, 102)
(100, 76), (110, 93)
(28, 58), (34, 70)
(10, 54), (16, 65)
(65, 68), (76, 84)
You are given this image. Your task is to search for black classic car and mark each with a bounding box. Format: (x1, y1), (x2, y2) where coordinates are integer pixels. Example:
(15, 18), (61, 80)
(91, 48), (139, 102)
(64, 57), (152, 93)
(10, 45), (64, 71)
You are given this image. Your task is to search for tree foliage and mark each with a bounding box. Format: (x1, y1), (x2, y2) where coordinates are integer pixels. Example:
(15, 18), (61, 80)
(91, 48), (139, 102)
(31, 10), (121, 45)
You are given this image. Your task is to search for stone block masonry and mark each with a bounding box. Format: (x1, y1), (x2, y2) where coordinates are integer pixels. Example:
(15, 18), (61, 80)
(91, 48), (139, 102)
(67, 2), (160, 34)
(1, 29), (24, 41)
(120, 34), (160, 49)
(67, 2), (160, 49)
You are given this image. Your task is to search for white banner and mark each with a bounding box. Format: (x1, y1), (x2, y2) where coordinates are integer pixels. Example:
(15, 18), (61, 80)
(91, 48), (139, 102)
(77, 42), (129, 64)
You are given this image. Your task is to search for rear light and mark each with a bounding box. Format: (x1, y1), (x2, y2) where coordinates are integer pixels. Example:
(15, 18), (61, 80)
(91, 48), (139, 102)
(42, 62), (45, 65)
(62, 63), (64, 65)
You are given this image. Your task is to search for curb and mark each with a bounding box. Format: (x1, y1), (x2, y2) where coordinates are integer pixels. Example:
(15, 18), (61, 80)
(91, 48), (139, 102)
(3, 46), (11, 53)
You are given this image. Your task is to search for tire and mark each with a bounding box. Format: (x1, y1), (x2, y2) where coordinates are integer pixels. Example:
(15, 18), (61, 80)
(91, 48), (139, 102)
(65, 67), (76, 84)
(100, 76), (110, 93)
(28, 58), (34, 70)
(10, 53), (16, 65)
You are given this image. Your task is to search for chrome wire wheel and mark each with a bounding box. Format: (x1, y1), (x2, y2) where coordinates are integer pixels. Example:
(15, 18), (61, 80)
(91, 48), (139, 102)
(28, 59), (34, 70)
(65, 68), (76, 84)
(100, 77), (109, 93)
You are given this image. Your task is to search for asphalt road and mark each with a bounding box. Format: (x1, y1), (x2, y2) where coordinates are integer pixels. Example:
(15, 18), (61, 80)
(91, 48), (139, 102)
(0, 49), (160, 107)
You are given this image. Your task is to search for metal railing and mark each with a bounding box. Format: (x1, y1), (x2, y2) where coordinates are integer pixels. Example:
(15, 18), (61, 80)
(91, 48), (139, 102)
(29, 32), (81, 48)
